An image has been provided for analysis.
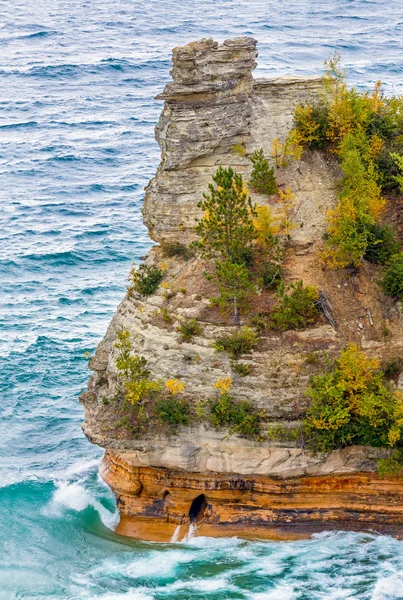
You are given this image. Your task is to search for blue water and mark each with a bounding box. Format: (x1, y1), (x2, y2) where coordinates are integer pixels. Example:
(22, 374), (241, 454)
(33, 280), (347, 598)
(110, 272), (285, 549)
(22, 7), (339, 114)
(2, 1), (403, 598)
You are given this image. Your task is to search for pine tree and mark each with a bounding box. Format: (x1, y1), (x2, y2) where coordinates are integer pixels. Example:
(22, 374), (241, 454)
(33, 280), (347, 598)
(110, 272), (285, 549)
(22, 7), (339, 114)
(195, 166), (258, 264)
(249, 148), (278, 195)
(194, 166), (258, 323)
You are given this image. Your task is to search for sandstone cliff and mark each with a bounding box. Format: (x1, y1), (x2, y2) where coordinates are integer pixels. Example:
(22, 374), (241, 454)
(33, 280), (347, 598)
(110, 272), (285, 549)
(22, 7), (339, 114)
(80, 37), (403, 541)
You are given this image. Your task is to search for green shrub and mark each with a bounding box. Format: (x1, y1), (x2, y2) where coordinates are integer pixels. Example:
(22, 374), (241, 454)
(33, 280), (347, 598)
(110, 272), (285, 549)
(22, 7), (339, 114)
(267, 424), (301, 443)
(248, 312), (269, 333)
(177, 318), (202, 342)
(303, 344), (403, 453)
(305, 351), (321, 365)
(160, 307), (173, 324)
(231, 361), (252, 377)
(232, 143), (247, 157)
(294, 101), (329, 151)
(114, 330), (161, 421)
(214, 326), (258, 359)
(270, 280), (319, 331)
(130, 264), (163, 296)
(377, 451), (403, 479)
(249, 148), (278, 195)
(382, 358), (403, 379)
(364, 223), (399, 265)
(259, 261), (284, 290)
(210, 393), (262, 437)
(381, 253), (403, 300)
(161, 242), (193, 260)
(155, 396), (190, 432)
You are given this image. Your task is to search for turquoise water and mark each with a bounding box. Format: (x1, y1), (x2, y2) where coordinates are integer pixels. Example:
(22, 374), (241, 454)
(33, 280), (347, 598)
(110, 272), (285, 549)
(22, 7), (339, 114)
(2, 1), (403, 597)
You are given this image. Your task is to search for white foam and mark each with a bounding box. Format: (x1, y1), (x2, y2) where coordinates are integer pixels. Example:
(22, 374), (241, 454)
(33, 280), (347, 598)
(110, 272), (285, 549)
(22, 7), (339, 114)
(49, 481), (119, 529)
(181, 521), (197, 542)
(170, 524), (181, 543)
(251, 585), (295, 600)
(98, 549), (198, 580)
(63, 458), (100, 478)
(86, 592), (154, 600)
(372, 573), (403, 599)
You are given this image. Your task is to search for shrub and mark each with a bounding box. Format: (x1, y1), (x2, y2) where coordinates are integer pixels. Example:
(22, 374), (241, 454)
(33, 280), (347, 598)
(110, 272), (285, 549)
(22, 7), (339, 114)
(155, 396), (190, 431)
(271, 130), (303, 168)
(381, 253), (403, 300)
(259, 262), (284, 290)
(213, 326), (258, 359)
(293, 101), (329, 151)
(382, 358), (403, 380)
(231, 361), (252, 377)
(377, 451), (403, 479)
(248, 312), (269, 333)
(115, 330), (161, 407)
(287, 53), (400, 269)
(249, 148), (278, 195)
(270, 280), (319, 331)
(322, 132), (385, 268)
(364, 223), (399, 265)
(232, 143), (247, 157)
(161, 242), (193, 260)
(253, 205), (285, 288)
(303, 344), (403, 453)
(130, 264), (163, 296)
(210, 379), (262, 438)
(177, 318), (202, 342)
(160, 307), (173, 324)
(391, 152), (403, 192)
(278, 188), (296, 239)
(211, 395), (261, 437)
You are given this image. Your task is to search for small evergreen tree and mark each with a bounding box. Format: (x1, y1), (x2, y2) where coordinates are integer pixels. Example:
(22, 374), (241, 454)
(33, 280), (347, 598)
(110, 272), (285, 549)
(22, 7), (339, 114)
(249, 149), (278, 195)
(194, 167), (258, 323)
(194, 166), (257, 264)
(213, 260), (254, 324)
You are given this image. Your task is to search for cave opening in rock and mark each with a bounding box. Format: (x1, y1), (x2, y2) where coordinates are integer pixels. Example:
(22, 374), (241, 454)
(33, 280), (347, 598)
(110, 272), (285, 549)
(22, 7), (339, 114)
(188, 494), (207, 523)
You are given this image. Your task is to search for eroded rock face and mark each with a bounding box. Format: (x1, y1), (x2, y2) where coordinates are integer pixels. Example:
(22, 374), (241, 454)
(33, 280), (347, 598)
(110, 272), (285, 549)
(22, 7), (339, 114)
(101, 450), (403, 543)
(81, 37), (403, 540)
(143, 36), (324, 244)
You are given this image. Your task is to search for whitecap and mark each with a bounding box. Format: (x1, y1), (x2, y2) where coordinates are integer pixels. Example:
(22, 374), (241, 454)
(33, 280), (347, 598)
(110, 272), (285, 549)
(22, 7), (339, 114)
(250, 584), (296, 600)
(47, 480), (119, 529)
(372, 573), (403, 599)
(94, 548), (199, 580)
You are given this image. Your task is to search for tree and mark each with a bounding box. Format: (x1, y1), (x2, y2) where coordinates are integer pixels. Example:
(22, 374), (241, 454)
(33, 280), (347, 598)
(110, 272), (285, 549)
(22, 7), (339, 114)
(213, 260), (254, 324)
(194, 166), (257, 265)
(194, 167), (258, 323)
(249, 149), (278, 195)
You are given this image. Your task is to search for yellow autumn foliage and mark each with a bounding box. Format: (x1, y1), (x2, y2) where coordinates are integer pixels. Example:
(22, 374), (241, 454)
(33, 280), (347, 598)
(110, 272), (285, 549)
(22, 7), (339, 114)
(165, 379), (186, 395)
(214, 377), (233, 395)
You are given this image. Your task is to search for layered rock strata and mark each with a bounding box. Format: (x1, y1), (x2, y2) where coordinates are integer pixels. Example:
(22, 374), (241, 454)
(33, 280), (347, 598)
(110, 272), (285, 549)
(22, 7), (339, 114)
(81, 37), (403, 541)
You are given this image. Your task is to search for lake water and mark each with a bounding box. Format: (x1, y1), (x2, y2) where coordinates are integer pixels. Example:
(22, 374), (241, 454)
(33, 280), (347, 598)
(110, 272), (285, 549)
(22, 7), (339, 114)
(2, 1), (403, 598)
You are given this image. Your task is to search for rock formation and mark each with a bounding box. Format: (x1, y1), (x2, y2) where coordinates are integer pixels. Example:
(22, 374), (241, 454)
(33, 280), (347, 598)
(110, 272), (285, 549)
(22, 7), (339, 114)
(80, 37), (403, 542)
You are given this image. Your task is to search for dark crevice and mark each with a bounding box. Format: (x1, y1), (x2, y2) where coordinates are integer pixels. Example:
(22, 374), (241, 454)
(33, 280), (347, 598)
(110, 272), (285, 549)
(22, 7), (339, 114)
(189, 494), (207, 523)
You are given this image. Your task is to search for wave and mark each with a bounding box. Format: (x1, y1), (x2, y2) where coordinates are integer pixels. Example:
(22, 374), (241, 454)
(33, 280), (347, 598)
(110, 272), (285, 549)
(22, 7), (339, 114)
(49, 481), (119, 530)
(0, 120), (38, 129)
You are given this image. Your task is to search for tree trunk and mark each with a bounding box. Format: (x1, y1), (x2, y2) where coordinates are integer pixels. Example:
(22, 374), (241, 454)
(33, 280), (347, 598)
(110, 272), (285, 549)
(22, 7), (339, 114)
(233, 296), (240, 327)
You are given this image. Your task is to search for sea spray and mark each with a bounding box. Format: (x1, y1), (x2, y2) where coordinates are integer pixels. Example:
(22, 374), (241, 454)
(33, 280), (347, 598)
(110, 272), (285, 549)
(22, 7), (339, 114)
(50, 481), (119, 530)
(182, 521), (198, 542)
(170, 524), (182, 543)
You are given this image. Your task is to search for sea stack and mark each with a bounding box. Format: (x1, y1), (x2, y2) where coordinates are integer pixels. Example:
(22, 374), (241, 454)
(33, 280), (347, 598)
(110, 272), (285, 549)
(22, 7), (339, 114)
(80, 38), (403, 542)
